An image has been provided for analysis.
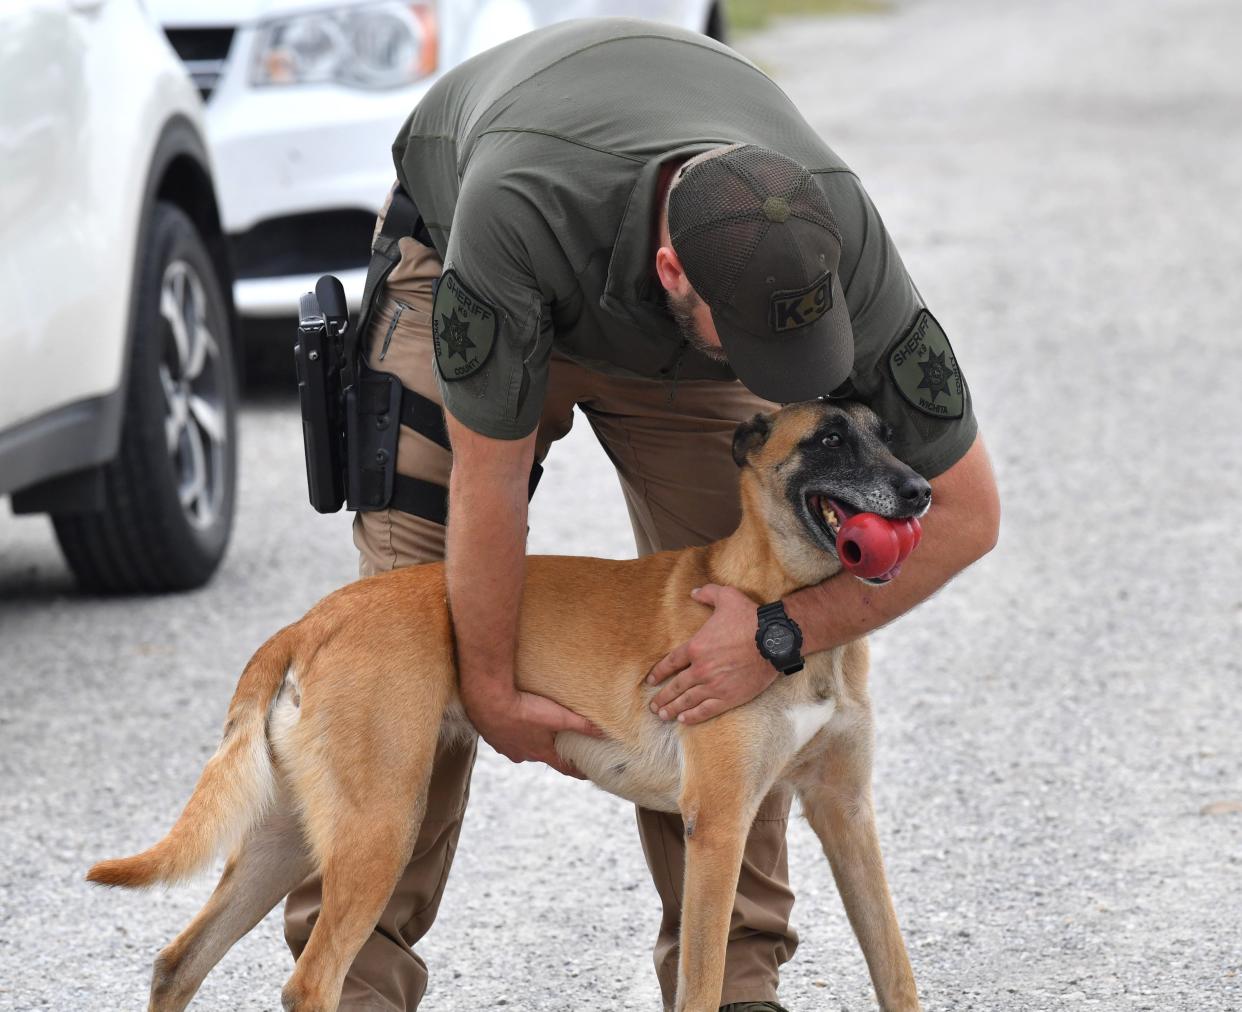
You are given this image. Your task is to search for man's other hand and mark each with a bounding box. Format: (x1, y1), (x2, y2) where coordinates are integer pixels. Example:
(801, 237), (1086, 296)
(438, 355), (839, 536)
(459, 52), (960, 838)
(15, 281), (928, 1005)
(464, 687), (605, 779)
(645, 584), (779, 725)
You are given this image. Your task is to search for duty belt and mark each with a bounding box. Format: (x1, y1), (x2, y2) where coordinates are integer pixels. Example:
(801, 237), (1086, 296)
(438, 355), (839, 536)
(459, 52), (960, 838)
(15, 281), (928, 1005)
(349, 186), (541, 525)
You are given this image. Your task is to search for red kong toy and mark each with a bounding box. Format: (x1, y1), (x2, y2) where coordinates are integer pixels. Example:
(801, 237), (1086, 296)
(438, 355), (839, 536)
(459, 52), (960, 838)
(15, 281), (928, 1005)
(837, 513), (922, 580)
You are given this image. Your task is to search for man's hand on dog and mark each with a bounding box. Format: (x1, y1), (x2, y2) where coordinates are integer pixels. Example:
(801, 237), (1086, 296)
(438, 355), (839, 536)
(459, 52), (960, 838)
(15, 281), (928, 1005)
(464, 688), (605, 779)
(645, 584), (779, 724)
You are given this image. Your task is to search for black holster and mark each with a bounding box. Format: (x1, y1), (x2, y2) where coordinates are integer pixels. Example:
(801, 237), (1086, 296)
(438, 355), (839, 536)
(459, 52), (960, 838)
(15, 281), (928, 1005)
(294, 188), (428, 516)
(295, 186), (539, 524)
(346, 367), (402, 510)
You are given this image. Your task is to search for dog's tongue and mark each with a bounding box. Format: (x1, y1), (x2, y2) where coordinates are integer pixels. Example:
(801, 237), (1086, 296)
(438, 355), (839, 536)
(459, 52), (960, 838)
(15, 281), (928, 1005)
(837, 514), (922, 581)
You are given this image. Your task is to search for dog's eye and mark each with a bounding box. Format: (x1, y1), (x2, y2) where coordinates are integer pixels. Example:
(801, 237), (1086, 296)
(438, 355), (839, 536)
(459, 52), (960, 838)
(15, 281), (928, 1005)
(821, 433), (843, 448)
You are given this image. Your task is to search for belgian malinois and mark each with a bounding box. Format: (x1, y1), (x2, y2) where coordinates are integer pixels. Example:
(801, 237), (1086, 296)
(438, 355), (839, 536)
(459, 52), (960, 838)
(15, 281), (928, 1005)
(88, 398), (930, 1012)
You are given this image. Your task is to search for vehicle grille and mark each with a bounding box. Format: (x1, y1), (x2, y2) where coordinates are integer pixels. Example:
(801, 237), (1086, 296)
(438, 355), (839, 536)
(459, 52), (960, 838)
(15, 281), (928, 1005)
(230, 211), (376, 280)
(164, 28), (235, 102)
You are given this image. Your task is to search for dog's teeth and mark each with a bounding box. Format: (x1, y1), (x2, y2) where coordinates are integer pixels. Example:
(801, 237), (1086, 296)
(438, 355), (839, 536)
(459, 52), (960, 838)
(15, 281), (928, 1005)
(820, 502), (839, 530)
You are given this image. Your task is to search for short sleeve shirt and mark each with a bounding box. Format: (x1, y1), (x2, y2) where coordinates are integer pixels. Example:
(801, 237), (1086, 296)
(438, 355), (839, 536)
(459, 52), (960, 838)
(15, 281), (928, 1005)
(392, 19), (976, 477)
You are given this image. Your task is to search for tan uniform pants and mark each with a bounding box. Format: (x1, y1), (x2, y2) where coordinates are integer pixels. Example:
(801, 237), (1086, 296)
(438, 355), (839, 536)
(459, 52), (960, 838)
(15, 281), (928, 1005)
(283, 230), (798, 1011)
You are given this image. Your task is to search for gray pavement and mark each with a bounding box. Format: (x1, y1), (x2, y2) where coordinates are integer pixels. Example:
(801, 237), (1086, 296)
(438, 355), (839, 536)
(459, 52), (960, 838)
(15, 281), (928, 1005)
(2, 0), (1241, 1008)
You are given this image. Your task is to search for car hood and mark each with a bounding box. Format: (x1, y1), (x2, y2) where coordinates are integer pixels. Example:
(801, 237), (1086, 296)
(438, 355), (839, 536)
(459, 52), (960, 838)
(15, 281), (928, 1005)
(148, 0), (398, 28)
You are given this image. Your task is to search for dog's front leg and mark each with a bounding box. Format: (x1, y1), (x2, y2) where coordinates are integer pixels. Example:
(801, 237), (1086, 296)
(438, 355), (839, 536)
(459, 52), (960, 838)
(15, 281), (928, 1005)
(673, 732), (761, 1012)
(675, 797), (749, 1012)
(797, 720), (920, 1012)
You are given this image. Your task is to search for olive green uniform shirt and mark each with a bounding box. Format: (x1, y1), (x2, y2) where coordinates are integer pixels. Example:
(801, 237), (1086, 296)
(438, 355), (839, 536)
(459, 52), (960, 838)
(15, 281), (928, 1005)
(393, 18), (976, 478)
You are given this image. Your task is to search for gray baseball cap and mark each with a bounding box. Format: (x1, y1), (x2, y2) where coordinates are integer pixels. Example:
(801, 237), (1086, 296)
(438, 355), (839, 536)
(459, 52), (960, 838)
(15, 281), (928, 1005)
(668, 145), (854, 403)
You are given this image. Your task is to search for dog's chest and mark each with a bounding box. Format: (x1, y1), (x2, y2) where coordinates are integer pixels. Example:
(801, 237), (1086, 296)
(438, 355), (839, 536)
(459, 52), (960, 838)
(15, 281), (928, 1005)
(556, 724), (684, 814)
(782, 698), (837, 753)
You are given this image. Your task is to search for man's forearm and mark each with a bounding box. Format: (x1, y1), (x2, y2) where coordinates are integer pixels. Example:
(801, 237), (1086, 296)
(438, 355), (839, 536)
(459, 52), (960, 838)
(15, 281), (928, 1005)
(439, 422), (598, 769)
(787, 435), (1001, 654)
(445, 478), (529, 701)
(441, 420), (538, 705)
(785, 528), (979, 654)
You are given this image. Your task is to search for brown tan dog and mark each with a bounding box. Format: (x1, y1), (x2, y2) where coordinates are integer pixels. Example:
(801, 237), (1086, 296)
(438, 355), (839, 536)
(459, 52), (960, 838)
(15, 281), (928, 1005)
(88, 398), (928, 1012)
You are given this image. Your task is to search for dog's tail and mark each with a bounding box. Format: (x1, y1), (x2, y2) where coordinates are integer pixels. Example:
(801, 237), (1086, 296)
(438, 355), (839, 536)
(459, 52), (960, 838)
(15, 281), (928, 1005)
(86, 625), (296, 889)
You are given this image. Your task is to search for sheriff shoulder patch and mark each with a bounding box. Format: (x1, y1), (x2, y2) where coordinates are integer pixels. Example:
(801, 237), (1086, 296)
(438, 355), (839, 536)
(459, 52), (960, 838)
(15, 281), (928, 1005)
(432, 269), (496, 381)
(888, 310), (964, 419)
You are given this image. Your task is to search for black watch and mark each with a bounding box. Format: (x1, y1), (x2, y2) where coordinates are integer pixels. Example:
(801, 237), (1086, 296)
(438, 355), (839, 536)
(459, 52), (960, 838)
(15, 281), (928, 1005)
(754, 601), (804, 675)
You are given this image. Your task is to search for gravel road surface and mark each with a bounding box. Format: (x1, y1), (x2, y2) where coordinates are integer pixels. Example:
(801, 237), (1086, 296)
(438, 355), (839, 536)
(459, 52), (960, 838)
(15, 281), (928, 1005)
(2, 0), (1240, 1009)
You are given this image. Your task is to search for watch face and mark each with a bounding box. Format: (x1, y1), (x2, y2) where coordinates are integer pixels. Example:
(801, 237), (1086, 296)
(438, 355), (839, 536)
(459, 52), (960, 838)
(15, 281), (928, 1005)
(763, 624), (795, 657)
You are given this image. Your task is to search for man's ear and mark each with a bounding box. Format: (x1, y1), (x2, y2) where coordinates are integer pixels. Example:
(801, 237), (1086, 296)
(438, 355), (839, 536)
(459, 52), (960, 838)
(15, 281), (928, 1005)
(655, 245), (687, 295)
(732, 413), (773, 468)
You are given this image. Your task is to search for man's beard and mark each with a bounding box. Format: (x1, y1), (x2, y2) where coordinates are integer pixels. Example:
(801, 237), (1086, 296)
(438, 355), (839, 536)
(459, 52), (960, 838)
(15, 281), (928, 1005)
(667, 290), (728, 363)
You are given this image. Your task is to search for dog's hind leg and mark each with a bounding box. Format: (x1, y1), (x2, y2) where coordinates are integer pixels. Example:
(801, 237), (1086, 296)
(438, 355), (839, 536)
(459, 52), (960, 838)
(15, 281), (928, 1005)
(149, 795), (312, 1012)
(277, 704), (443, 1012)
(795, 718), (920, 1012)
(278, 796), (427, 1012)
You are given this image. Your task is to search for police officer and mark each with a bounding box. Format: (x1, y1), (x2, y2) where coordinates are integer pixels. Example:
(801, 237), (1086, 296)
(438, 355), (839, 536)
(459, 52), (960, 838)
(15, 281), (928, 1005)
(285, 18), (1000, 1012)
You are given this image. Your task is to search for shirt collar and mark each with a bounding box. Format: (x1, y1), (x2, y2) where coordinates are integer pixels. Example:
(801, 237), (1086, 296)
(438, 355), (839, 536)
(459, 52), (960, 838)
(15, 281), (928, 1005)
(601, 141), (728, 323)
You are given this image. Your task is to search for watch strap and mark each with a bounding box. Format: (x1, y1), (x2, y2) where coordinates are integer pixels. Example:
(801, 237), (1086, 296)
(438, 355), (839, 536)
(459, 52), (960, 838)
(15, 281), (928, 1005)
(757, 601), (789, 625)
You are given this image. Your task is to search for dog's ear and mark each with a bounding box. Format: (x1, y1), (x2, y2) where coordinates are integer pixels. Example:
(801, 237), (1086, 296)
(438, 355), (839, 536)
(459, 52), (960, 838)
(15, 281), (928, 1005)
(732, 413), (773, 468)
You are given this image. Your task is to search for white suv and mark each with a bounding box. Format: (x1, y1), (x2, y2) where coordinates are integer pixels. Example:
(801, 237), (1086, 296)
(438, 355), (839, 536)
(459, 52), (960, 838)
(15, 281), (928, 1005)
(0, 0), (238, 593)
(150, 0), (726, 318)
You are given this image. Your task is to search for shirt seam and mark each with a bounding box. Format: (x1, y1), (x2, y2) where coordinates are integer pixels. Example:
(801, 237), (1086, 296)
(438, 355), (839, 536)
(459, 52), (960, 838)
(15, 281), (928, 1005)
(468, 33), (776, 137)
(473, 127), (647, 164)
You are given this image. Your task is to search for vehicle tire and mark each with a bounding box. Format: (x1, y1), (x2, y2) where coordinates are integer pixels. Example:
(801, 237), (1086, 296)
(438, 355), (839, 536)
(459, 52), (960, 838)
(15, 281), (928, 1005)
(53, 202), (238, 593)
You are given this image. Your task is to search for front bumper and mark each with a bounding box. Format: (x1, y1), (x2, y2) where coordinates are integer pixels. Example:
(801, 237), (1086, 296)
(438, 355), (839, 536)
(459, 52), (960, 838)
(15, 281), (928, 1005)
(236, 266), (368, 317)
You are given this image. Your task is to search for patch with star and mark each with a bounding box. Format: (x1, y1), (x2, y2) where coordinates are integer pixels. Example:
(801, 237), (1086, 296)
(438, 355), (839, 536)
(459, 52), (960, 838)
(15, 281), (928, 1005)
(432, 269), (496, 381)
(887, 310), (964, 419)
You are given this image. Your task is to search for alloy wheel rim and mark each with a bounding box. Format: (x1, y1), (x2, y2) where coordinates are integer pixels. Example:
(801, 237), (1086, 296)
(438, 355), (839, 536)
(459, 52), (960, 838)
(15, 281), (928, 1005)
(158, 259), (227, 531)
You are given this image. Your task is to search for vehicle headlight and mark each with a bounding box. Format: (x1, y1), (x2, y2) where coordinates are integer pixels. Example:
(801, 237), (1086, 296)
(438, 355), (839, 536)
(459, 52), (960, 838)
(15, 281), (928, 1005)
(251, 2), (437, 90)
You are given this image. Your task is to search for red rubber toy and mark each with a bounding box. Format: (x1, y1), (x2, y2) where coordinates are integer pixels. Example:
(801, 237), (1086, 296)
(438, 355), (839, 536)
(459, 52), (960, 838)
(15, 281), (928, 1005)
(837, 514), (922, 579)
(892, 517), (922, 557)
